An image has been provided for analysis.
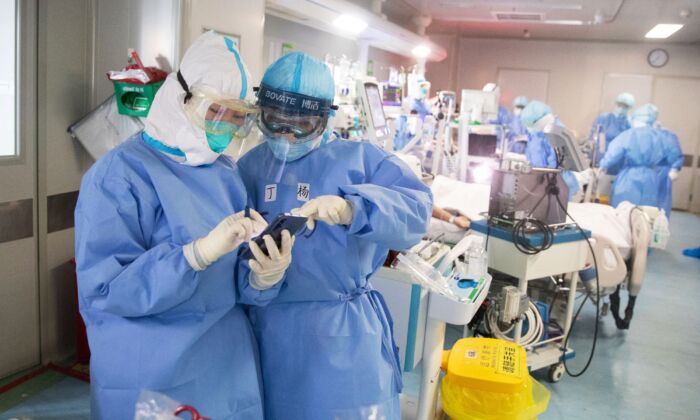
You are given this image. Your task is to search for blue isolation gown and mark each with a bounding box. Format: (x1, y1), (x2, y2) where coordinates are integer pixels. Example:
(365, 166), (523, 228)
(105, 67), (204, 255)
(588, 112), (630, 163)
(656, 128), (684, 216)
(75, 134), (279, 419)
(509, 130), (579, 199)
(238, 139), (432, 420)
(600, 126), (666, 207)
(411, 97), (432, 120)
(492, 105), (511, 149)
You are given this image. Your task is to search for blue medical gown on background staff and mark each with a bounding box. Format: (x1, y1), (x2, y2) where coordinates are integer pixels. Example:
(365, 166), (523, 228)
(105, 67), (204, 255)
(238, 139), (432, 420)
(75, 135), (277, 419)
(600, 126), (666, 207)
(657, 128), (683, 216)
(588, 112), (630, 162)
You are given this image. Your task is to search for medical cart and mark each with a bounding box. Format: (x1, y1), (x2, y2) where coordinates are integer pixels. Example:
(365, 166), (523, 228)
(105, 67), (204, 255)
(469, 219), (591, 379)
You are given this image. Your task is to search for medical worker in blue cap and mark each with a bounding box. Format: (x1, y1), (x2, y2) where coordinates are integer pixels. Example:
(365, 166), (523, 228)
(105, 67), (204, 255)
(75, 32), (294, 419)
(518, 100), (581, 199)
(238, 52), (432, 420)
(600, 104), (666, 207)
(656, 126), (683, 216)
(506, 96), (529, 152)
(588, 92), (635, 163)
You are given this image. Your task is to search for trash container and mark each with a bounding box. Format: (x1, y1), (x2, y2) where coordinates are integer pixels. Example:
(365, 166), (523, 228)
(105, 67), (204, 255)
(440, 337), (550, 420)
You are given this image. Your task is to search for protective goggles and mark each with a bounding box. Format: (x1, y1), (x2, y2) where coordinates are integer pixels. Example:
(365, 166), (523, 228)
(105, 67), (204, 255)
(178, 72), (259, 139)
(255, 84), (336, 144)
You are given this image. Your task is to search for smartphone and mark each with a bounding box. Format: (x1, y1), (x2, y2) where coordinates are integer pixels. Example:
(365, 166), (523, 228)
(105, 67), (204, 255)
(239, 214), (308, 260)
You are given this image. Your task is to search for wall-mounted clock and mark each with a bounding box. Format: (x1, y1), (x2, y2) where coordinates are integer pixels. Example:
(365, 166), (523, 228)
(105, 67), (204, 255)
(647, 48), (669, 68)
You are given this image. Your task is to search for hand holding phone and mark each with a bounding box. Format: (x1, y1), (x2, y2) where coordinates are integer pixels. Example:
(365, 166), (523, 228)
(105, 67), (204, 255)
(239, 214), (308, 260)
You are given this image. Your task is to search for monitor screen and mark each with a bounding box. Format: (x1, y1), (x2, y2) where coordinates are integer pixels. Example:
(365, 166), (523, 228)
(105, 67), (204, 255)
(469, 134), (497, 157)
(382, 85), (402, 106)
(365, 83), (387, 129)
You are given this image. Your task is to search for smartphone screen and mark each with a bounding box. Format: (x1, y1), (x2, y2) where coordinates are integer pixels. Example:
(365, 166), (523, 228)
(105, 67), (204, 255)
(239, 214), (308, 260)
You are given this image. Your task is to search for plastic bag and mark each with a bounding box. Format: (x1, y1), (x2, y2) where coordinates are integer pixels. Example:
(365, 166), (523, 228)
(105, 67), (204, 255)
(441, 374), (550, 420)
(650, 210), (670, 249)
(68, 94), (144, 160)
(134, 391), (209, 420)
(391, 251), (455, 298)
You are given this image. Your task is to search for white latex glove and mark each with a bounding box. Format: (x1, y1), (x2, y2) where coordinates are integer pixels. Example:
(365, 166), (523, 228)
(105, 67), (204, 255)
(292, 195), (353, 230)
(669, 169), (679, 181)
(183, 209), (267, 271)
(248, 230), (295, 290)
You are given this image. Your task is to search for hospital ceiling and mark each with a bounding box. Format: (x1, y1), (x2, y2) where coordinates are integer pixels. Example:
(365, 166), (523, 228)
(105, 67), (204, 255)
(377, 0), (700, 44)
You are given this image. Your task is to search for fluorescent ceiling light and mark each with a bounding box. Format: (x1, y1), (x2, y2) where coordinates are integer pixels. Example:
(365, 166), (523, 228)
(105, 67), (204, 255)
(412, 45), (431, 58)
(645, 24), (683, 39)
(333, 14), (367, 35)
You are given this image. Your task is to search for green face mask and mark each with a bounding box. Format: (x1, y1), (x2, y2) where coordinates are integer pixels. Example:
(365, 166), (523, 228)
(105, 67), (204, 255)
(204, 120), (237, 153)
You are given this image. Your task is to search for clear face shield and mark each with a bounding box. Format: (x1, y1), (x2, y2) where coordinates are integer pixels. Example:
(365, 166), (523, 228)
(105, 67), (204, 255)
(614, 102), (630, 116)
(181, 85), (259, 154)
(254, 84), (336, 176)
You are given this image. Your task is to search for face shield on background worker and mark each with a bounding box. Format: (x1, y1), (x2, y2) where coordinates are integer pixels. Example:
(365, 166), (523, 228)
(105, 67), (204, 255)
(75, 31), (290, 419)
(512, 95), (529, 116)
(614, 92), (635, 116)
(236, 52), (433, 420)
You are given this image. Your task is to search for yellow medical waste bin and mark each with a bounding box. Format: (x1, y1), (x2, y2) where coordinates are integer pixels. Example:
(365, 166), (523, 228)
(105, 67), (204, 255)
(440, 338), (550, 420)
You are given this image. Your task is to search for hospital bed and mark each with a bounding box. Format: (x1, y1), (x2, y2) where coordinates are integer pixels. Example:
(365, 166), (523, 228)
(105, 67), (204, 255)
(426, 174), (656, 327)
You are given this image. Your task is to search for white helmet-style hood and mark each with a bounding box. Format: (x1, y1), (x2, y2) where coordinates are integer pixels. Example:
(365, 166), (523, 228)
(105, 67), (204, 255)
(144, 31), (252, 166)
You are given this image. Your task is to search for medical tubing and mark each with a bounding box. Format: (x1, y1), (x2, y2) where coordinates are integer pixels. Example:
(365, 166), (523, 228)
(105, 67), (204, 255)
(554, 193), (600, 378)
(511, 218), (554, 255)
(486, 301), (544, 346)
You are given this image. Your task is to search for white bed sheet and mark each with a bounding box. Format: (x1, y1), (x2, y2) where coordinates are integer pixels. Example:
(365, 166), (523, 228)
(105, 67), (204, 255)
(429, 176), (634, 258)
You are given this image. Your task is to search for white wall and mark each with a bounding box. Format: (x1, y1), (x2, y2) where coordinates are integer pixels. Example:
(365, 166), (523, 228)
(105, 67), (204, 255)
(92, 0), (181, 106)
(181, 0), (266, 84)
(263, 14), (412, 81)
(427, 36), (700, 138)
(426, 35), (700, 211)
(264, 14), (358, 67)
(33, 0), (182, 364)
(37, 0), (94, 363)
(0, 0), (16, 156)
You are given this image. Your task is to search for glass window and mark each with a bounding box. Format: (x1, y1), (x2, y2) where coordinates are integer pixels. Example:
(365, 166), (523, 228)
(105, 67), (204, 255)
(0, 0), (17, 157)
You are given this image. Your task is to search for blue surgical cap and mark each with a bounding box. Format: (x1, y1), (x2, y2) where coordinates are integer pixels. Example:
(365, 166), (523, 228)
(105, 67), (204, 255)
(616, 92), (635, 108)
(520, 100), (552, 127)
(513, 96), (529, 108)
(632, 103), (658, 126)
(261, 52), (335, 101)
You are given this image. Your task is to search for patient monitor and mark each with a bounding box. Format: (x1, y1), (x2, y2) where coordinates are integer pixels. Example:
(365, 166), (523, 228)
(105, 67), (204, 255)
(543, 124), (589, 172)
(358, 81), (391, 148)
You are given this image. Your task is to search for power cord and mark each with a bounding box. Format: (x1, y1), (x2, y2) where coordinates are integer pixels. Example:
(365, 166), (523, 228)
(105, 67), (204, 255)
(553, 193), (600, 377)
(509, 171), (559, 255)
(511, 218), (554, 255)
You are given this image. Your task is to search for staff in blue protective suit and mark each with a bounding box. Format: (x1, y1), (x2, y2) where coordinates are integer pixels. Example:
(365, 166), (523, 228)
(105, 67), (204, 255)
(656, 126), (683, 216)
(411, 78), (433, 120)
(492, 105), (511, 149)
(600, 104), (666, 207)
(74, 32), (295, 420)
(506, 96), (529, 151)
(237, 52), (433, 420)
(588, 92), (635, 164)
(517, 101), (580, 199)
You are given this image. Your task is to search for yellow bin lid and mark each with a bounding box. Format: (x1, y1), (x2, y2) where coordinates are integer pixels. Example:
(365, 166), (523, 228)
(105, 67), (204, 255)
(441, 338), (528, 394)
